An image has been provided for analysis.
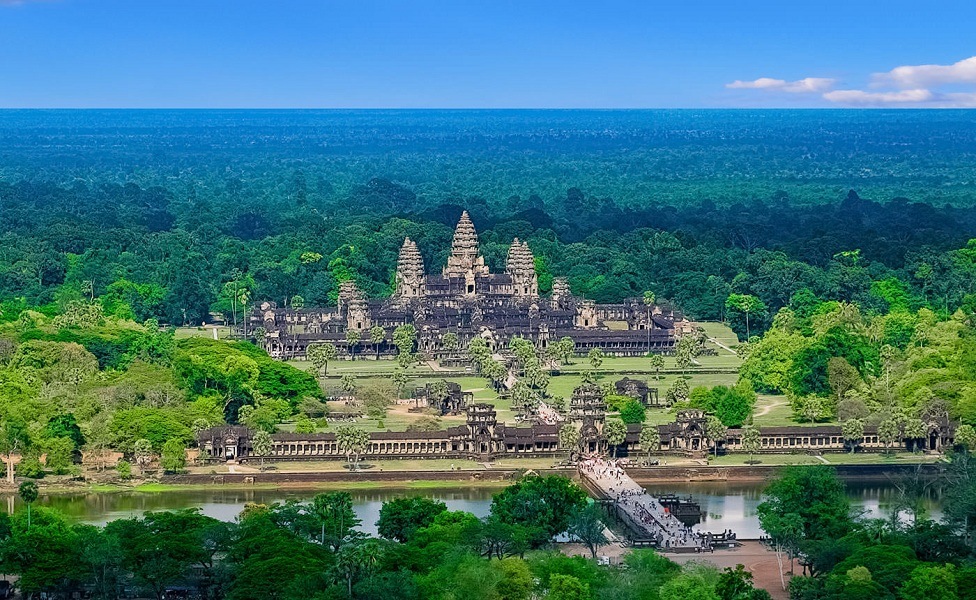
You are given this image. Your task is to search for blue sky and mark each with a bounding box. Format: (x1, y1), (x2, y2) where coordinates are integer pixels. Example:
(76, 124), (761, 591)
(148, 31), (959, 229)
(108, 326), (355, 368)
(1, 0), (975, 108)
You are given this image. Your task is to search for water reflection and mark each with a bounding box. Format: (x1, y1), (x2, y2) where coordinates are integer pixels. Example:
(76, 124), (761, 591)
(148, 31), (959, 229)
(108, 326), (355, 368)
(2, 480), (944, 539)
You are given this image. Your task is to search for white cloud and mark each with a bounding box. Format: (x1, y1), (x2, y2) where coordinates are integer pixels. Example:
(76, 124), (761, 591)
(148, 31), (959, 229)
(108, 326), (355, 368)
(726, 77), (834, 93)
(821, 89), (976, 107)
(727, 55), (976, 107)
(823, 89), (934, 105)
(874, 56), (976, 88)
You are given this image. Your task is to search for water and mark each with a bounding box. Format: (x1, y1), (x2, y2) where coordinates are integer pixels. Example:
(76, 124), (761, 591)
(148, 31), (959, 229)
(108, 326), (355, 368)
(5, 480), (943, 539)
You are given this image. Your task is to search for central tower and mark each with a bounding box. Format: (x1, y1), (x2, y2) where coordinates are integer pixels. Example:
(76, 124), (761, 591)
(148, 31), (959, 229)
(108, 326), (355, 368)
(443, 211), (490, 280)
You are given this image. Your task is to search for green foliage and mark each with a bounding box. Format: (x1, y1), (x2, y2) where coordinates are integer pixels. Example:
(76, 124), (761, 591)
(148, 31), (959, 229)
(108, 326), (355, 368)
(489, 475), (588, 546)
(377, 497), (448, 543)
(618, 398), (647, 424)
(757, 466), (852, 550)
(689, 383), (756, 427)
(160, 438), (187, 473)
(110, 407), (192, 453)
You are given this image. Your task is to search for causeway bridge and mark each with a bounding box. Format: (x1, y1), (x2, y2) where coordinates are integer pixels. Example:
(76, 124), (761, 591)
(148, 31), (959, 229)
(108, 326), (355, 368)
(578, 457), (736, 552)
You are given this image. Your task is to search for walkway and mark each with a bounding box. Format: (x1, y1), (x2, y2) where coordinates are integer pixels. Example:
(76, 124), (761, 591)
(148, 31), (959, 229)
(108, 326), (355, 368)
(579, 457), (710, 551)
(708, 336), (739, 356)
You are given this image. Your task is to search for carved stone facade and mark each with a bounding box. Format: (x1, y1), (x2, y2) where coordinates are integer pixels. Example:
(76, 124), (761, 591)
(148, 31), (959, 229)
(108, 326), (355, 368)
(254, 211), (689, 360)
(196, 399), (959, 463)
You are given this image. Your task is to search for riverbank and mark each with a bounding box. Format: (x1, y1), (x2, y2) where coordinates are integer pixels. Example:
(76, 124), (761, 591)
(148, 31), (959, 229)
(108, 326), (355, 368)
(9, 454), (944, 495)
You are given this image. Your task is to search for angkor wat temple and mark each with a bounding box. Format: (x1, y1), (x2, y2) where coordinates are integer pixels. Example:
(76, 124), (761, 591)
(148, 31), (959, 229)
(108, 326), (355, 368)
(254, 211), (692, 360)
(196, 381), (959, 464)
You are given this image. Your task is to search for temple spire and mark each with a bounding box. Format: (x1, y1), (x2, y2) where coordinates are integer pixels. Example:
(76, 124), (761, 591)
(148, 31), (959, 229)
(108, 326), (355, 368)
(394, 237), (425, 300)
(443, 210), (489, 278)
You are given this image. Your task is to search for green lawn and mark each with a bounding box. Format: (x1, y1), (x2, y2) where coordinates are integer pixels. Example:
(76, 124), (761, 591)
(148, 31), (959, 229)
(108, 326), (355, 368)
(174, 326), (232, 340)
(250, 457), (564, 473)
(706, 451), (940, 467)
(287, 359), (440, 376)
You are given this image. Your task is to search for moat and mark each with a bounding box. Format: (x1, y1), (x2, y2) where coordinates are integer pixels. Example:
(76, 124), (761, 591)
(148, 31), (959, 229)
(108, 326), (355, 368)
(7, 481), (944, 539)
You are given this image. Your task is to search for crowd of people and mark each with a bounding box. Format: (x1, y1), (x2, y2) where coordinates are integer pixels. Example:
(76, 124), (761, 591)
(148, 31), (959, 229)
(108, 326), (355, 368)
(579, 455), (722, 552)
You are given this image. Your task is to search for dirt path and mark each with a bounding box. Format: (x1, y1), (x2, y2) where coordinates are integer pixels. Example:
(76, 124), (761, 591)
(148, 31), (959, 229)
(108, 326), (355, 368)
(754, 400), (787, 418)
(558, 541), (794, 599)
(667, 541), (795, 600)
(708, 337), (739, 356)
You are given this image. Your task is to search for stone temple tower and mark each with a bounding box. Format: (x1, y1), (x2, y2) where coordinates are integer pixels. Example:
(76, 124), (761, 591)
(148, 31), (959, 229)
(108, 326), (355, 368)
(550, 277), (572, 310)
(443, 211), (490, 280)
(394, 237), (425, 300)
(338, 280), (370, 331)
(506, 238), (539, 297)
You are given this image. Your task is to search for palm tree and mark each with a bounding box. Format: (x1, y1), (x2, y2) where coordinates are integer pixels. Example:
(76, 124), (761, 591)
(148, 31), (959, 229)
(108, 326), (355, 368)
(639, 425), (661, 463)
(369, 326), (385, 360)
(642, 291), (655, 352)
(251, 430), (273, 470)
(603, 419), (627, 458)
(18, 480), (38, 529)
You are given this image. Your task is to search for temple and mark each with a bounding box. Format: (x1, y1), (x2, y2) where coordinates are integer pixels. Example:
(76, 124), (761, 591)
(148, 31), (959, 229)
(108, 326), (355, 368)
(255, 211), (692, 360)
(196, 381), (959, 463)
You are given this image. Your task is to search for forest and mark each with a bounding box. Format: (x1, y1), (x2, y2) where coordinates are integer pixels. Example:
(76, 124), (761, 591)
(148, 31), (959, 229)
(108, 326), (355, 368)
(2, 110), (976, 470)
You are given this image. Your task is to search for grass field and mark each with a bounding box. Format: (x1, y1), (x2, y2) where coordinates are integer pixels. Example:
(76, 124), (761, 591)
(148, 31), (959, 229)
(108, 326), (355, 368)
(174, 326), (232, 340)
(706, 451), (941, 467)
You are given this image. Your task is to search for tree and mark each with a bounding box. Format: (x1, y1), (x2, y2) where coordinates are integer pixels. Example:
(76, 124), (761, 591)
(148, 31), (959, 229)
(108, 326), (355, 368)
(489, 475), (587, 545)
(346, 329), (362, 359)
(295, 416), (317, 434)
(335, 425), (370, 469)
(133, 438), (154, 475)
(44, 436), (74, 475)
(341, 374), (357, 395)
(18, 479), (38, 529)
(370, 326), (386, 359)
(649, 354), (665, 380)
(956, 424), (976, 452)
(546, 574), (589, 600)
(567, 503), (608, 559)
(441, 332), (459, 352)
(757, 466), (852, 547)
(666, 378), (690, 404)
(0, 417), (30, 484)
(899, 564), (958, 600)
(559, 424), (581, 454)
(741, 424), (762, 464)
(904, 417), (927, 452)
(251, 430), (273, 469)
(619, 399), (647, 424)
(392, 368), (408, 399)
(312, 491), (362, 551)
(160, 438), (186, 473)
(587, 348), (604, 371)
(715, 565), (769, 600)
(393, 324), (417, 363)
(705, 416), (728, 457)
(639, 425), (661, 460)
(795, 395), (829, 423)
(837, 396), (870, 422)
(555, 337), (576, 365)
(828, 357), (862, 404)
(726, 293), (766, 339)
(307, 342), (338, 376)
(675, 336), (697, 374)
(659, 572), (720, 600)
(642, 291), (656, 352)
(603, 419), (627, 458)
(842, 418), (865, 453)
(377, 497), (447, 543)
(878, 417), (901, 454)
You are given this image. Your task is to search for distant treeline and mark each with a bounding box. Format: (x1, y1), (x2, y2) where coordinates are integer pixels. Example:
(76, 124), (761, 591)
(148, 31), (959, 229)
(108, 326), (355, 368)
(1, 170), (975, 340)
